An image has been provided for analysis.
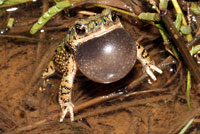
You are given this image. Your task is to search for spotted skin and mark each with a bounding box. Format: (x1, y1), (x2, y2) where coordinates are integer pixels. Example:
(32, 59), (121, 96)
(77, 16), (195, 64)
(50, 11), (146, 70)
(42, 61), (55, 78)
(58, 56), (76, 122)
(41, 9), (162, 122)
(51, 41), (77, 122)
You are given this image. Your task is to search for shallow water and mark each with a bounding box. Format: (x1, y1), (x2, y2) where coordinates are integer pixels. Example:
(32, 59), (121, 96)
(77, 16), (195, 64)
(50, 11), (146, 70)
(0, 0), (199, 134)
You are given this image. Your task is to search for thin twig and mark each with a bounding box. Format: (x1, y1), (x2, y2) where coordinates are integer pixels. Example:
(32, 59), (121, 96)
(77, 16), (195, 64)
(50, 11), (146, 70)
(187, 35), (200, 48)
(36, 1), (49, 61)
(8, 26), (32, 34)
(0, 35), (38, 42)
(74, 94), (172, 121)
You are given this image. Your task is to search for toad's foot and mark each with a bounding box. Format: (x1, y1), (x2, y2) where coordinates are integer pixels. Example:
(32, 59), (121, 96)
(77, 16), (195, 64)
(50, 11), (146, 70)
(136, 42), (162, 81)
(145, 63), (162, 81)
(40, 61), (55, 91)
(59, 101), (74, 122)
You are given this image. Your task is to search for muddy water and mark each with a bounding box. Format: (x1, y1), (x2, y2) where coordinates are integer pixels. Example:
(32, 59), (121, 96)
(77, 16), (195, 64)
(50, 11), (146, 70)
(0, 1), (199, 134)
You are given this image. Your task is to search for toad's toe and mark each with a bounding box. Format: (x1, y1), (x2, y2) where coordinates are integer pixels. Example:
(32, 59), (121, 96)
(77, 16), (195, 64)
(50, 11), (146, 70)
(60, 102), (74, 122)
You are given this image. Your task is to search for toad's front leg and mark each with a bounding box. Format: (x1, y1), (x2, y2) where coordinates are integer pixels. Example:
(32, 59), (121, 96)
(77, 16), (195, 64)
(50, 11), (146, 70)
(59, 57), (77, 122)
(136, 42), (162, 81)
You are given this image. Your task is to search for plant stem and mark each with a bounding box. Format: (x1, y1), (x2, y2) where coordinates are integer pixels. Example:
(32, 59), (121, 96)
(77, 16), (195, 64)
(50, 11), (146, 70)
(161, 14), (200, 82)
(171, 0), (193, 42)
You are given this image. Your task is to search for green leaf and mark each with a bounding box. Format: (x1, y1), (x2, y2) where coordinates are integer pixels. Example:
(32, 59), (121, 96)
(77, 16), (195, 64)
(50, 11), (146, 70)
(180, 25), (191, 35)
(138, 12), (160, 21)
(174, 13), (182, 31)
(159, 0), (169, 10)
(190, 3), (200, 15)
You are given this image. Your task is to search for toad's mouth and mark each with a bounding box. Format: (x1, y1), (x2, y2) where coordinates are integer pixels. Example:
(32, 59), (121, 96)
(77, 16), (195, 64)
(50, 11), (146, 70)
(72, 22), (123, 46)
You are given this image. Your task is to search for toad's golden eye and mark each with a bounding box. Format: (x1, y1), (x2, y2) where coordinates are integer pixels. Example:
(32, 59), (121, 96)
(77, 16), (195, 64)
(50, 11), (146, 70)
(75, 23), (86, 35)
(111, 11), (117, 22)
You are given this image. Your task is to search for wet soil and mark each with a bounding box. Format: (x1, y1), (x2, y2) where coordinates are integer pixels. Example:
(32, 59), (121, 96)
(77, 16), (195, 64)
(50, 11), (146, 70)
(1, 1), (200, 134)
(1, 42), (198, 134)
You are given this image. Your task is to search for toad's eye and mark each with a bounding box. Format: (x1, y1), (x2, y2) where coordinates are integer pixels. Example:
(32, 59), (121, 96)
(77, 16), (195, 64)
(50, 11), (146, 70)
(75, 24), (86, 35)
(111, 12), (117, 22)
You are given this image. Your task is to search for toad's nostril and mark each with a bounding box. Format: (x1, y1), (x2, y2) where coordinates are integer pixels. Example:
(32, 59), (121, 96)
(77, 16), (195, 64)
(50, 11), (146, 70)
(75, 28), (137, 83)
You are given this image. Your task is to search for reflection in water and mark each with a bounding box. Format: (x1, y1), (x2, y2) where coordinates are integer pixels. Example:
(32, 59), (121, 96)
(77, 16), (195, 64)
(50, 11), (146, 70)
(6, 7), (18, 12)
